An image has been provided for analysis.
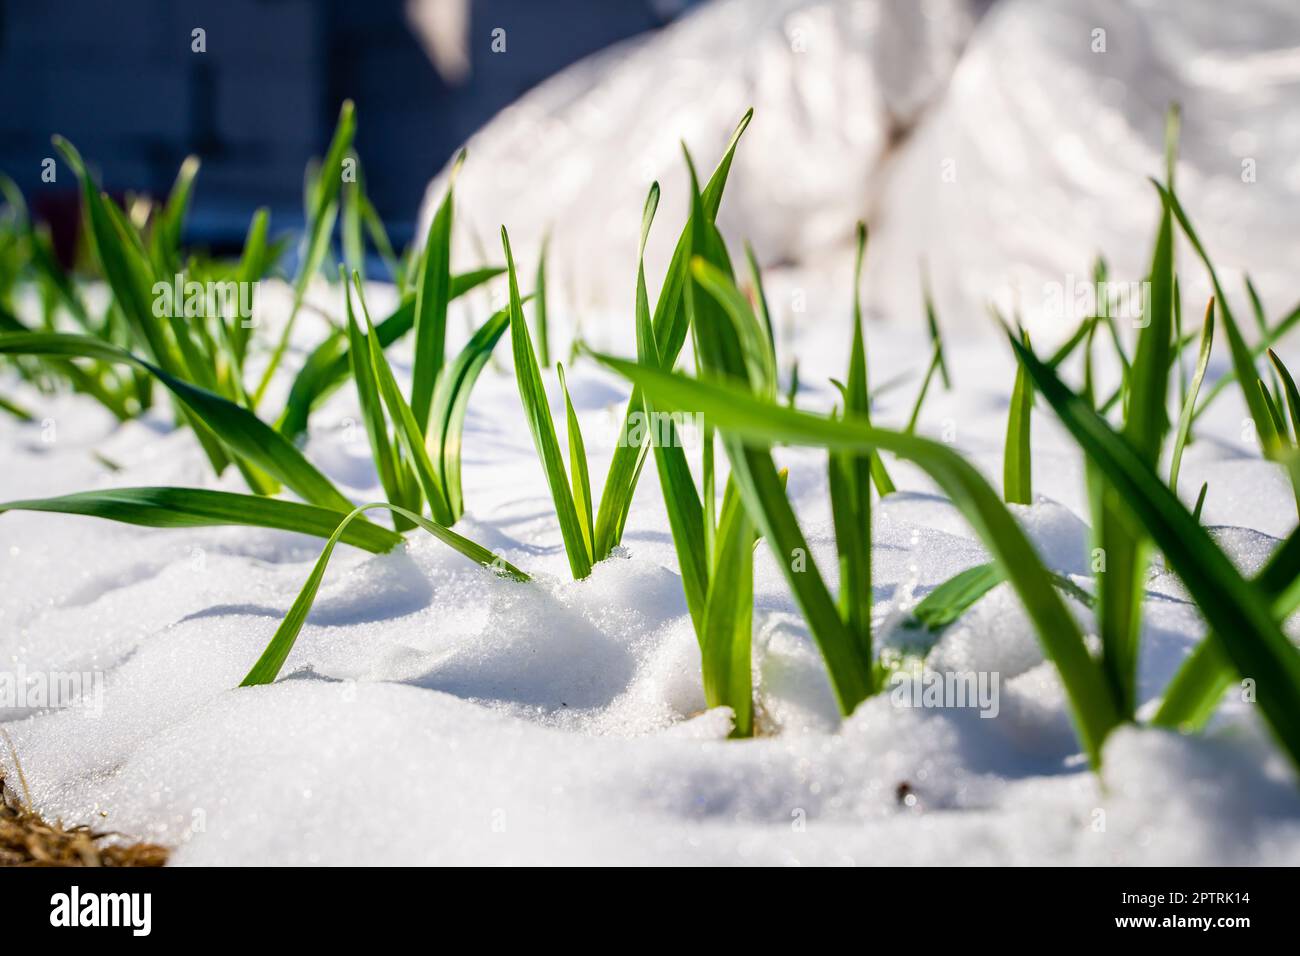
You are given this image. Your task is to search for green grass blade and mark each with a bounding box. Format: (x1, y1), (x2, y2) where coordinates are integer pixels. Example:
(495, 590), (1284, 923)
(1003, 332), (1034, 504)
(1124, 188), (1176, 464)
(0, 332), (353, 511)
(0, 302), (134, 420)
(678, 149), (744, 574)
(0, 393), (35, 421)
(701, 479), (756, 736)
(921, 264), (951, 389)
(502, 227), (592, 579)
(910, 563), (1003, 630)
(277, 268), (502, 439)
(1246, 276), (1283, 405)
(847, 225), (894, 498)
(1192, 301), (1300, 420)
(826, 230), (878, 667)
(239, 501), (528, 686)
(828, 428), (871, 664)
(342, 269), (408, 528)
(254, 100), (356, 405)
(645, 408), (709, 632)
(681, 149), (745, 380)
(587, 351), (1122, 764)
(352, 274), (454, 524)
(691, 258), (776, 397)
(1191, 481), (1209, 522)
(341, 152), (366, 282)
(1048, 317), (1097, 371)
(155, 155), (200, 273)
(428, 305), (512, 521)
(27, 224), (92, 330)
(1255, 372), (1300, 516)
(1258, 378), (1288, 445)
(1267, 349), (1300, 447)
(1152, 637), (1232, 731)
(534, 232), (551, 367)
(53, 139), (177, 371)
(1093, 257), (1132, 384)
(1160, 181), (1277, 447)
(1155, 522), (1300, 729)
(909, 563), (1093, 634)
(1013, 336), (1300, 770)
(361, 194), (404, 290)
(0, 487), (400, 552)
(1090, 183), (1175, 720)
(632, 185), (709, 631)
(591, 112), (753, 560)
(904, 341), (943, 434)
(1169, 300), (1214, 492)
(728, 434), (876, 713)
(557, 363), (594, 559)
(742, 240), (774, 350)
(231, 207), (271, 366)
(411, 150), (462, 433)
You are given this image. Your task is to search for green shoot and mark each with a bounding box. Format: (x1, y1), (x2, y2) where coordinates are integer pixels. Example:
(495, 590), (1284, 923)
(342, 268), (413, 530)
(534, 231), (551, 367)
(0, 332), (355, 512)
(1192, 482), (1209, 522)
(254, 100), (356, 406)
(1168, 300), (1214, 493)
(276, 267), (502, 439)
(904, 343), (946, 434)
(1003, 326), (1034, 505)
(410, 150), (463, 433)
(0, 487), (400, 553)
(1015, 336), (1300, 771)
(909, 564), (1004, 630)
(921, 262), (951, 389)
(590, 352), (1122, 766)
(557, 363), (594, 557)
(352, 274), (454, 524)
(590, 109), (753, 561)
(427, 304), (513, 521)
(502, 226), (592, 579)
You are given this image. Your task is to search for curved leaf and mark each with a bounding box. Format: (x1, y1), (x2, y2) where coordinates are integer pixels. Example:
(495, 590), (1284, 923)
(239, 502), (528, 686)
(0, 487), (401, 553)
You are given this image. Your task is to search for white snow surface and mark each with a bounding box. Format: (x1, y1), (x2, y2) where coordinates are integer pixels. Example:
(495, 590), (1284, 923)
(3, 275), (1300, 865)
(4, 0), (1300, 865)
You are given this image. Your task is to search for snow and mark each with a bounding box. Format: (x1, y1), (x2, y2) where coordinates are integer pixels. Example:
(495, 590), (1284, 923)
(4, 0), (1300, 865)
(4, 284), (1299, 864)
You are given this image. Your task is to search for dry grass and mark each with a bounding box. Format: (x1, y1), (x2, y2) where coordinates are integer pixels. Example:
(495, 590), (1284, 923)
(0, 734), (168, 867)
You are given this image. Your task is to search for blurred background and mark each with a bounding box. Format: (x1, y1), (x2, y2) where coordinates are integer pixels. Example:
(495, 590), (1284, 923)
(0, 0), (702, 256)
(3, 0), (1298, 339)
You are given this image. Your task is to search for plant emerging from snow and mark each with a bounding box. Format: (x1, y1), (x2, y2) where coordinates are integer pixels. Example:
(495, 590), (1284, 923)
(2, 103), (1300, 775)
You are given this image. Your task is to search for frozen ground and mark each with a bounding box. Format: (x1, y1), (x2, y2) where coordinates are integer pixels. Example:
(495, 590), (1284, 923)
(4, 0), (1300, 865)
(3, 274), (1300, 865)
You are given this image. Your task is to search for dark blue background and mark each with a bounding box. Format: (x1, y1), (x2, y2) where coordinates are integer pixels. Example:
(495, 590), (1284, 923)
(0, 0), (698, 254)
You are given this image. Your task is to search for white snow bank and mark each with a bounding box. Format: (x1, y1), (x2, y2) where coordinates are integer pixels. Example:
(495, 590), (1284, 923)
(422, 0), (1300, 351)
(417, 0), (977, 312)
